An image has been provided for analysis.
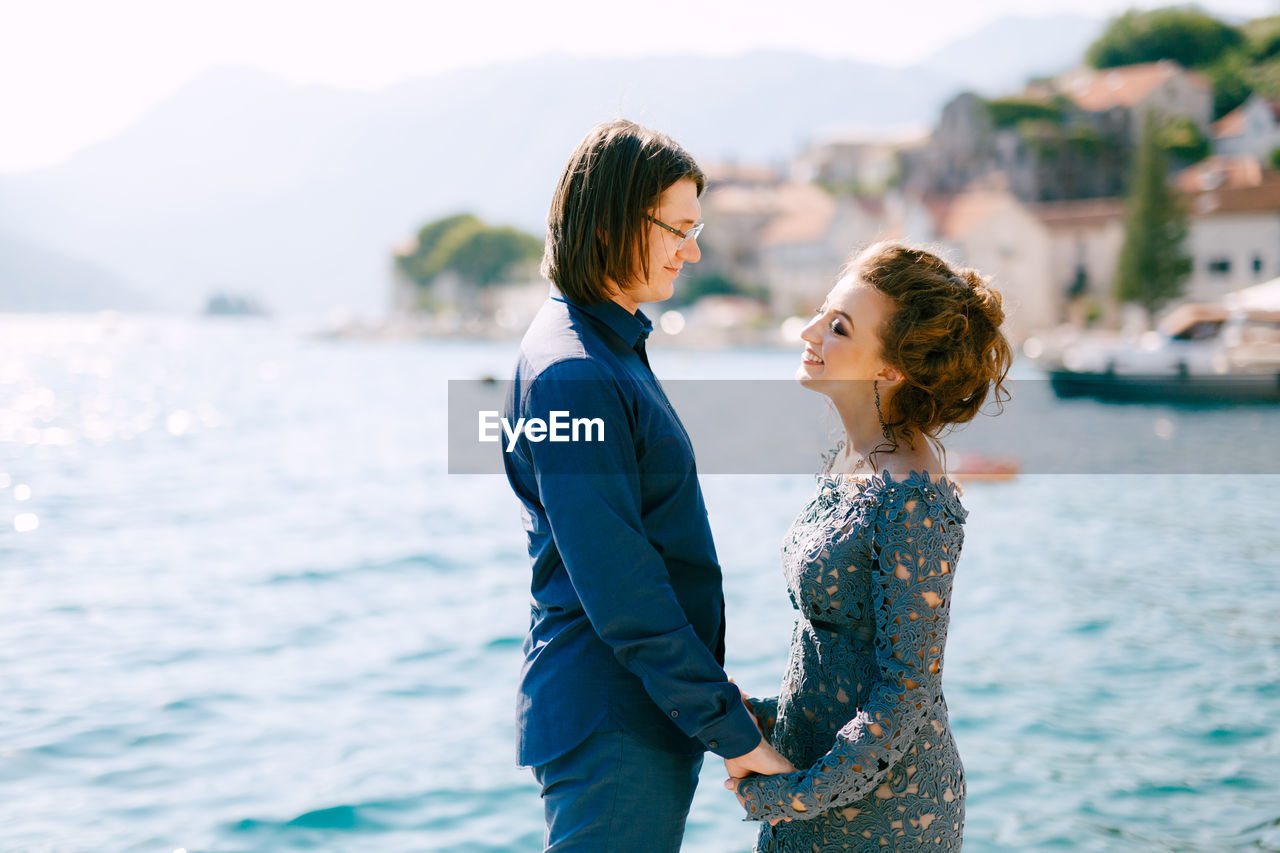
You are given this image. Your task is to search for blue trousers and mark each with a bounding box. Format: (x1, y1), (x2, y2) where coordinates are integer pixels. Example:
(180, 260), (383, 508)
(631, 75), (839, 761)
(533, 729), (704, 853)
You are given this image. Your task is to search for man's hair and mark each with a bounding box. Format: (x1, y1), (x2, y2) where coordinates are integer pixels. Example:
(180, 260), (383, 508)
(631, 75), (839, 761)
(542, 119), (705, 305)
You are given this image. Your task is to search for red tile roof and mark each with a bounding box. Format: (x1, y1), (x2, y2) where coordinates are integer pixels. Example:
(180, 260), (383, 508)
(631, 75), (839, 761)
(1058, 61), (1209, 112)
(1174, 155), (1270, 192)
(1212, 97), (1280, 139)
(1030, 198), (1125, 228)
(1185, 181), (1280, 216)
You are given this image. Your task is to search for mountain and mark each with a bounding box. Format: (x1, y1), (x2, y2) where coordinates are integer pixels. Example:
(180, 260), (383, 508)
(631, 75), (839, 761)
(0, 15), (1101, 315)
(0, 231), (150, 311)
(913, 14), (1103, 95)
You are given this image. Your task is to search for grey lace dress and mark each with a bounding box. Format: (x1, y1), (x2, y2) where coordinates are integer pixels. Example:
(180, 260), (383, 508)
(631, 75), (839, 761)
(736, 449), (968, 851)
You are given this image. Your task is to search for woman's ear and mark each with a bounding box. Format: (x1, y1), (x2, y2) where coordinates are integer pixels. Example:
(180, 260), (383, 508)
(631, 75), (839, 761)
(876, 364), (903, 386)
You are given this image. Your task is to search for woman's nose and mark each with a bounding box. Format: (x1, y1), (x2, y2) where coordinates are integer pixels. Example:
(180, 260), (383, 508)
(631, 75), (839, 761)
(799, 315), (822, 343)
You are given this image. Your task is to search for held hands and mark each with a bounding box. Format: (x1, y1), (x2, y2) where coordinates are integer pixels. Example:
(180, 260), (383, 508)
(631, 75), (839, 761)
(723, 736), (795, 778)
(722, 737), (798, 826)
(724, 678), (798, 825)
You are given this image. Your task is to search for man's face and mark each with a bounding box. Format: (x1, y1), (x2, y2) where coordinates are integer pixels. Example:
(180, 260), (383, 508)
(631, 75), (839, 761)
(612, 177), (702, 311)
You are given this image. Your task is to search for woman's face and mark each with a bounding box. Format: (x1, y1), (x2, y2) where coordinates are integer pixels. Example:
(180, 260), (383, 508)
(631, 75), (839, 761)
(796, 274), (897, 395)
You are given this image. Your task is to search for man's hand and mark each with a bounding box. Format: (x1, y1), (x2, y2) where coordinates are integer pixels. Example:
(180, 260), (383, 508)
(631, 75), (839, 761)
(723, 737), (795, 779)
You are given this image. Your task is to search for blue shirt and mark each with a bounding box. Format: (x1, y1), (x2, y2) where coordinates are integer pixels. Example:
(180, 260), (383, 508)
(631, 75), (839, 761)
(502, 293), (761, 767)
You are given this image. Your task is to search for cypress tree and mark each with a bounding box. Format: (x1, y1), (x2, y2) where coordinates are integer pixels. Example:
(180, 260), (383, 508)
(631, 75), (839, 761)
(1114, 111), (1192, 324)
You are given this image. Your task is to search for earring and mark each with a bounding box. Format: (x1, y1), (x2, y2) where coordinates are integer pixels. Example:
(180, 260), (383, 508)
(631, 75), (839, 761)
(874, 380), (893, 445)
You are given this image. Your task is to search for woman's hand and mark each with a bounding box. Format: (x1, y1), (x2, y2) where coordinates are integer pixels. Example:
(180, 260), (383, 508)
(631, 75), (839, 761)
(723, 776), (798, 826)
(722, 738), (797, 824)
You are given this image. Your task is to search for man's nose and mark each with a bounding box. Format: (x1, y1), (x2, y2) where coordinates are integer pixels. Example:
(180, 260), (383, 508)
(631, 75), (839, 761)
(677, 236), (701, 263)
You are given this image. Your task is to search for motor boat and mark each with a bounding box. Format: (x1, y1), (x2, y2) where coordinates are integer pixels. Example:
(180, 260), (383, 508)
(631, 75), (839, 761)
(1046, 300), (1280, 403)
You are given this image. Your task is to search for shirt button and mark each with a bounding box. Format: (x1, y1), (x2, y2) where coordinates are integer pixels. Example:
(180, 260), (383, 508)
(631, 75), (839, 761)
(708, 740), (719, 749)
(670, 709), (679, 718)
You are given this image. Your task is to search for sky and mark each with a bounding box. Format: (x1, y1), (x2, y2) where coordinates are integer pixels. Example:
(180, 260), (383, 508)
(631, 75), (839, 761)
(2, 0), (1278, 174)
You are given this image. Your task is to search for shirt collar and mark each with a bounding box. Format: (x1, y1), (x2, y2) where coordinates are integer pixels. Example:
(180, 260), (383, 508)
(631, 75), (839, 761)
(552, 293), (652, 349)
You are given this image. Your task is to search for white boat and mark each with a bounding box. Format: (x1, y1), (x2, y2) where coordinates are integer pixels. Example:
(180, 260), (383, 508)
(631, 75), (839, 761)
(1046, 280), (1280, 403)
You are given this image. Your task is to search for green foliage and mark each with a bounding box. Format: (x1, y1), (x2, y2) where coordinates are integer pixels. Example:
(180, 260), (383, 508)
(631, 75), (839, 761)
(396, 214), (543, 288)
(1084, 299), (1104, 327)
(1018, 120), (1111, 167)
(983, 97), (1065, 128)
(1241, 56), (1280, 99)
(1158, 115), (1210, 162)
(1018, 119), (1068, 161)
(1269, 146), (1280, 170)
(1114, 113), (1192, 322)
(665, 273), (768, 308)
(1241, 15), (1280, 61)
(1086, 8), (1242, 70)
(1204, 51), (1254, 118)
(446, 227), (545, 287)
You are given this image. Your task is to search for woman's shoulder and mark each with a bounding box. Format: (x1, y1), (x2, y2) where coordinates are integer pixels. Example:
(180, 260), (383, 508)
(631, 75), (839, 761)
(818, 449), (968, 525)
(857, 468), (968, 523)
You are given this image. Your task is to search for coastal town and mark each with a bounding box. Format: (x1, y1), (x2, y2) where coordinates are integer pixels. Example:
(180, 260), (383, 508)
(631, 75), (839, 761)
(384, 21), (1280, 359)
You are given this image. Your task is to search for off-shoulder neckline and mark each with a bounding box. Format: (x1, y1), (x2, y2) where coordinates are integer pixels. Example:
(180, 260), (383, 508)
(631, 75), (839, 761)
(819, 466), (962, 497)
(817, 443), (967, 517)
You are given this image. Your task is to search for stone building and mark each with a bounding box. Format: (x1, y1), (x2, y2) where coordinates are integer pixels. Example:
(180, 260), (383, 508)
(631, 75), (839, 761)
(1212, 94), (1280, 161)
(904, 61), (1212, 205)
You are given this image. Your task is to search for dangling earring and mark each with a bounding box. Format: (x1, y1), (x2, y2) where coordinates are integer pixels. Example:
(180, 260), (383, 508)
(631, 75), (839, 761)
(874, 380), (893, 445)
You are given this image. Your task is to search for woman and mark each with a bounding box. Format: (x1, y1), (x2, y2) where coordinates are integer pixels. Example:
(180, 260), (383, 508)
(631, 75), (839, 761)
(725, 242), (1012, 851)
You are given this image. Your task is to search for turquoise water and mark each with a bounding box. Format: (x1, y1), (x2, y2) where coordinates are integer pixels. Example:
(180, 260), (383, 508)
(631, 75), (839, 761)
(2, 314), (1278, 852)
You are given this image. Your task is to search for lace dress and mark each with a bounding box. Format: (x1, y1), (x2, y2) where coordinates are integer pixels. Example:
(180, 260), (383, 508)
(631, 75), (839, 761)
(736, 450), (968, 851)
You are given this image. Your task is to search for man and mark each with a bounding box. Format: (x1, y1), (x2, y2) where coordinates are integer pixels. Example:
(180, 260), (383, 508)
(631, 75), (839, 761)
(501, 119), (794, 852)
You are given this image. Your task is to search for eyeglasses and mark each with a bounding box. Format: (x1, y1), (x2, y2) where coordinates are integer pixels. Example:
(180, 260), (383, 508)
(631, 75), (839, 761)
(645, 214), (704, 251)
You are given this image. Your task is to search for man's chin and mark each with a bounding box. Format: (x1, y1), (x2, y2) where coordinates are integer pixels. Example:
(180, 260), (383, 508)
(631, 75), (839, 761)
(644, 284), (675, 304)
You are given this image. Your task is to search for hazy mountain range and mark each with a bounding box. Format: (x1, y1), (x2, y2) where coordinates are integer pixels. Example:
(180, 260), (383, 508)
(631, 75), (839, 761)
(0, 14), (1102, 314)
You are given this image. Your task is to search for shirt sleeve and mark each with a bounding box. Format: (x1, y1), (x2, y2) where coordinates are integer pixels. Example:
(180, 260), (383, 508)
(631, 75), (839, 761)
(735, 486), (961, 821)
(521, 357), (761, 759)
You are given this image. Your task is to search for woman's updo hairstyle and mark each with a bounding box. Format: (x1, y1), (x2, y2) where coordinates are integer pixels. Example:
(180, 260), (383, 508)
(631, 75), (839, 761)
(851, 241), (1012, 448)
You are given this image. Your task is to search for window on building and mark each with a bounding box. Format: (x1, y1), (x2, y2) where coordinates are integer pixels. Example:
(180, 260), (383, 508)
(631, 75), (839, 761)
(1208, 258), (1232, 275)
(1253, 255), (1264, 276)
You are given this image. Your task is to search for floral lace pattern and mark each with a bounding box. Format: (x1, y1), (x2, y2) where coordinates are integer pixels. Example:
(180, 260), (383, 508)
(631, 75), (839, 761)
(737, 448), (968, 851)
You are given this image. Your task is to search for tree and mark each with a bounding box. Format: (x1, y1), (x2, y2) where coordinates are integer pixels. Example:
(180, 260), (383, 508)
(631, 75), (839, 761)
(1087, 8), (1242, 70)
(1204, 50), (1254, 118)
(395, 214), (542, 288)
(1114, 112), (1192, 324)
(1158, 115), (1210, 163)
(445, 226), (545, 287)
(1242, 15), (1280, 61)
(664, 273), (769, 308)
(982, 97), (1066, 128)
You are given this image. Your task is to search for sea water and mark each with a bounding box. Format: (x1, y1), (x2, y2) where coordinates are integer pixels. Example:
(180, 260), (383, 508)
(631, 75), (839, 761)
(1, 314), (1277, 852)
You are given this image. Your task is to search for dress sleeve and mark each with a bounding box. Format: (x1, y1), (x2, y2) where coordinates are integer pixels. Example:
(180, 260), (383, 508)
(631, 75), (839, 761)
(744, 695), (779, 743)
(736, 484), (961, 822)
(521, 358), (762, 760)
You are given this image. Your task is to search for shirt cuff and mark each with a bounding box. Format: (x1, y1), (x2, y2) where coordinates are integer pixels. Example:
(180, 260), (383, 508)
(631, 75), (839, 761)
(697, 700), (762, 759)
